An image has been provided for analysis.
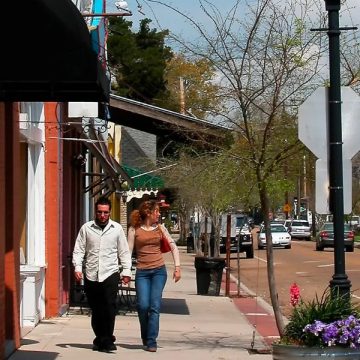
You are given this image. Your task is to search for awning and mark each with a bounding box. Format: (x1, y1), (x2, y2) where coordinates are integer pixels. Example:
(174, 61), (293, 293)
(70, 120), (132, 197)
(122, 164), (164, 189)
(0, 0), (110, 102)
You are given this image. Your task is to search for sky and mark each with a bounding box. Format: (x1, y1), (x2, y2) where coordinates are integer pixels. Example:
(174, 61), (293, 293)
(106, 0), (360, 44)
(107, 0), (248, 43)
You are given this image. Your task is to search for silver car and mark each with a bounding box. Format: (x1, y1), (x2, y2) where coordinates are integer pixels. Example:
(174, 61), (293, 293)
(316, 222), (354, 252)
(289, 220), (311, 240)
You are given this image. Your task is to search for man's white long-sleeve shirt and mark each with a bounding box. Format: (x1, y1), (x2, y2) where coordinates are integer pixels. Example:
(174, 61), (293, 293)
(72, 219), (132, 282)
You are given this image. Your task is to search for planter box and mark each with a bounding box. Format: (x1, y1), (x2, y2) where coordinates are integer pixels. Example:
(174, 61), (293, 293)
(272, 343), (360, 360)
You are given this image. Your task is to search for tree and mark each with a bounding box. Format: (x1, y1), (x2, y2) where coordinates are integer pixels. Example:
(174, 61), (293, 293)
(158, 54), (222, 119)
(144, 0), (350, 335)
(107, 17), (173, 104)
(161, 148), (253, 257)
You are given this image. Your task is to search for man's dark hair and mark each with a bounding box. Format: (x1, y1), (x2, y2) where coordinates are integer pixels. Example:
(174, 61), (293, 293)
(95, 196), (112, 210)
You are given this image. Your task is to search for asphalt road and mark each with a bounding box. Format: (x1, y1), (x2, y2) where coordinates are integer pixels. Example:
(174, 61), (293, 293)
(229, 238), (360, 318)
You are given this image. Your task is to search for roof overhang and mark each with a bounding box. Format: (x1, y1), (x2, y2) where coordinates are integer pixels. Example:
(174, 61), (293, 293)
(0, 0), (110, 102)
(106, 95), (231, 144)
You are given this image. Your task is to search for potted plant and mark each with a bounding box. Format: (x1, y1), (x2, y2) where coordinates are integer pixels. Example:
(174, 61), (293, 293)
(272, 286), (360, 359)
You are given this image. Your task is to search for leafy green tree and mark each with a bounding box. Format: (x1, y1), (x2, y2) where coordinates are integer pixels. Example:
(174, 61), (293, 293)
(158, 54), (222, 119)
(107, 18), (173, 104)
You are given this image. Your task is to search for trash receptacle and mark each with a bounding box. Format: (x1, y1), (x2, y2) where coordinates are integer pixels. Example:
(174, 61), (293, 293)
(187, 234), (194, 253)
(194, 256), (226, 296)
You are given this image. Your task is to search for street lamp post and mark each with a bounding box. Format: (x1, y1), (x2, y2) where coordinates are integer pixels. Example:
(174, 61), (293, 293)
(325, 0), (351, 297)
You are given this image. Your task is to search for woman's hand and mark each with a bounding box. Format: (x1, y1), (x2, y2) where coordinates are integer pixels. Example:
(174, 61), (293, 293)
(173, 267), (181, 282)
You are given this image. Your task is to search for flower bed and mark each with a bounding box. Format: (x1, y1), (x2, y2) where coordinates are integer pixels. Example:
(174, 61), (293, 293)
(303, 315), (360, 349)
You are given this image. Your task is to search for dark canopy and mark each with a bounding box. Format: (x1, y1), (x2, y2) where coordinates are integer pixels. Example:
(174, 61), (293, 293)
(0, 0), (110, 102)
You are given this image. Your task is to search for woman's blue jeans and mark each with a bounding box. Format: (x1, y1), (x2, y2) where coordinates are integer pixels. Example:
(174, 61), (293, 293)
(135, 265), (167, 348)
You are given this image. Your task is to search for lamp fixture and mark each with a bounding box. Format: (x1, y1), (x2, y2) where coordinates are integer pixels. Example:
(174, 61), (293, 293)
(82, 1), (132, 17)
(115, 189), (128, 204)
(121, 192), (128, 204)
(116, 180), (129, 204)
(115, 1), (129, 11)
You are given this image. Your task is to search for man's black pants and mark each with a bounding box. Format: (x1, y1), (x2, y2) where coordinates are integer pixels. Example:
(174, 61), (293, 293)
(84, 272), (119, 347)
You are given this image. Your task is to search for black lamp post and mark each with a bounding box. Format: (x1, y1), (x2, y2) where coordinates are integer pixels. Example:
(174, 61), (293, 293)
(325, 0), (351, 297)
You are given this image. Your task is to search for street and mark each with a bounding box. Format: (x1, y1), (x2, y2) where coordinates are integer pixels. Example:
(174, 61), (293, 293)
(229, 239), (360, 318)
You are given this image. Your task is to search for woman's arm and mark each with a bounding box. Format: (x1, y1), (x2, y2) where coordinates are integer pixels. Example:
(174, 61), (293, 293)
(127, 226), (135, 254)
(160, 224), (181, 282)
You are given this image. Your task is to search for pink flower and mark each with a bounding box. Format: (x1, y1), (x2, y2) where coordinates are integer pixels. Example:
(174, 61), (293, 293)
(290, 282), (300, 306)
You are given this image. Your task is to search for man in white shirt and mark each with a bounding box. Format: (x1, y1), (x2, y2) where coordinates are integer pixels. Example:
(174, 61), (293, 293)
(72, 196), (132, 353)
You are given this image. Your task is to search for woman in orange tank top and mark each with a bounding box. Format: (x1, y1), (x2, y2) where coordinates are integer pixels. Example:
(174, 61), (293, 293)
(128, 200), (181, 352)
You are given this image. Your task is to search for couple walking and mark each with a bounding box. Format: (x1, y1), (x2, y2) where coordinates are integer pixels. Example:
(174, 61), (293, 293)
(72, 196), (181, 353)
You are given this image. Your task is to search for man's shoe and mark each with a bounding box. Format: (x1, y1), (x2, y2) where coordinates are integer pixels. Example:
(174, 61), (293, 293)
(92, 337), (100, 351)
(99, 343), (117, 353)
(94, 336), (116, 352)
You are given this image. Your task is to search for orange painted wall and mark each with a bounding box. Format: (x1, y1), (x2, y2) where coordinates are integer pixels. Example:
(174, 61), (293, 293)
(44, 103), (61, 317)
(3, 103), (21, 356)
(61, 125), (83, 308)
(0, 103), (6, 359)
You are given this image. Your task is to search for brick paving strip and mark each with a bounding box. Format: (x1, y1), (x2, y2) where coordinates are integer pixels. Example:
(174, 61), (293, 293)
(221, 273), (281, 350)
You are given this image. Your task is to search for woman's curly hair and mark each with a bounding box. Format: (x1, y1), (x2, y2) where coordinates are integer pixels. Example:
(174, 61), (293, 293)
(130, 200), (159, 228)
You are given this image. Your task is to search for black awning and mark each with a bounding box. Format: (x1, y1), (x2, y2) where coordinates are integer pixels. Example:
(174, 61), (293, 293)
(0, 0), (110, 102)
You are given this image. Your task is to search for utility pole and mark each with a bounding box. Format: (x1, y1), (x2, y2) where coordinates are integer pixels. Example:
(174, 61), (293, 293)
(179, 77), (186, 114)
(324, 0), (351, 297)
(301, 3), (358, 296)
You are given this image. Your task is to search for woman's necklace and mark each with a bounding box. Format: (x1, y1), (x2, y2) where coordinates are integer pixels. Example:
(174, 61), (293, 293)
(140, 224), (157, 231)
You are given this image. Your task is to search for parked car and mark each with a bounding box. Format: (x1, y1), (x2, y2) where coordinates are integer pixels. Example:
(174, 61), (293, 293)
(257, 224), (291, 249)
(236, 227), (254, 258)
(289, 219), (311, 240)
(348, 215), (360, 232)
(283, 219), (292, 232)
(315, 222), (354, 252)
(219, 214), (254, 258)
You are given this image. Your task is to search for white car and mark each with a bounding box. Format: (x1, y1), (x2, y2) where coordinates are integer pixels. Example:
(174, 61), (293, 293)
(257, 224), (291, 249)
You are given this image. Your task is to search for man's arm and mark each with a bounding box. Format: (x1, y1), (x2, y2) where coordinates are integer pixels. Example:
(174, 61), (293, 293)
(117, 225), (132, 278)
(72, 225), (86, 282)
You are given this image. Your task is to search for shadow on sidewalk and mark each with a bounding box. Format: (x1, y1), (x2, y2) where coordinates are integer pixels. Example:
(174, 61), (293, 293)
(9, 350), (59, 360)
(161, 298), (190, 315)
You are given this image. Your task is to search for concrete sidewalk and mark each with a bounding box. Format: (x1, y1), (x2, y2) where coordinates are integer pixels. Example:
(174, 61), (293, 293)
(9, 247), (274, 360)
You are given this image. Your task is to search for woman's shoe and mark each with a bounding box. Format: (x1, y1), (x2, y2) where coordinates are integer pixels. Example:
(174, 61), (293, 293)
(146, 347), (157, 352)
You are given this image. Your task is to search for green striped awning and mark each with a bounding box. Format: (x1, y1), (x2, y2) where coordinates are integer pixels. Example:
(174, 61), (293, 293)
(122, 164), (164, 189)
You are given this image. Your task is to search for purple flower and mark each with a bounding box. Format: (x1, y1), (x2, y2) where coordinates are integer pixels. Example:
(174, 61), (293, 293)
(303, 315), (360, 348)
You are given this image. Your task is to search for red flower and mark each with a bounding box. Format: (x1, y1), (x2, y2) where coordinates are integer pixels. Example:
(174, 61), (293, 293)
(290, 282), (300, 306)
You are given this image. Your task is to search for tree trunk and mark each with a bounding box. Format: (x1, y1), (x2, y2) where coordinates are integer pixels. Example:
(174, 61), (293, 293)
(178, 201), (191, 245)
(259, 184), (285, 336)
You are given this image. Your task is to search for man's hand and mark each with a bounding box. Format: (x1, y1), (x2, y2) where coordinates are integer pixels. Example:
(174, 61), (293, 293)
(74, 271), (83, 282)
(121, 276), (131, 285)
